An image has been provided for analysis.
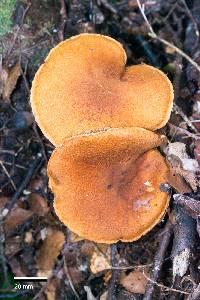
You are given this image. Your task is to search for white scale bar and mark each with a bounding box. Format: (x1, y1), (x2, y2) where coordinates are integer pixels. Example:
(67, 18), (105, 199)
(14, 277), (47, 280)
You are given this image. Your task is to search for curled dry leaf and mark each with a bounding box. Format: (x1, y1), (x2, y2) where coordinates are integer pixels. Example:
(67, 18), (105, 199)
(0, 63), (20, 102)
(100, 291), (108, 300)
(45, 278), (59, 300)
(90, 248), (110, 274)
(37, 228), (65, 277)
(69, 230), (84, 243)
(165, 142), (198, 191)
(194, 140), (200, 166)
(120, 270), (148, 294)
(28, 193), (49, 216)
(84, 286), (97, 300)
(173, 194), (200, 219)
(4, 207), (33, 234)
(168, 163), (192, 194)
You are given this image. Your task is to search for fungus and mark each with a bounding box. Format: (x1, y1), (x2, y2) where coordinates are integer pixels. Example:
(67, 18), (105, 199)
(48, 128), (169, 243)
(31, 33), (173, 146)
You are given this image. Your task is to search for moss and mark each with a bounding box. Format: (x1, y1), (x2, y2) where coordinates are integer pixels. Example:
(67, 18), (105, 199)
(0, 0), (17, 37)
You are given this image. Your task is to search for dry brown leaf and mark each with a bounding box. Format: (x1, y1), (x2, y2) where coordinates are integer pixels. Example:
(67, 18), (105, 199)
(5, 236), (22, 258)
(69, 230), (84, 242)
(100, 291), (108, 300)
(68, 267), (85, 285)
(4, 207), (33, 233)
(90, 248), (110, 274)
(194, 140), (200, 166)
(81, 241), (95, 257)
(45, 278), (59, 300)
(28, 193), (49, 216)
(84, 286), (97, 300)
(37, 228), (65, 277)
(168, 163), (192, 193)
(165, 142), (198, 191)
(1, 63), (20, 101)
(120, 270), (148, 294)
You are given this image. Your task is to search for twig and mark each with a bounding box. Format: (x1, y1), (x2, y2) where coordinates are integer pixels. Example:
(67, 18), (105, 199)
(63, 254), (80, 299)
(143, 271), (189, 295)
(0, 215), (8, 284)
(2, 154), (44, 219)
(0, 161), (16, 190)
(173, 104), (198, 133)
(108, 244), (120, 300)
(143, 220), (173, 300)
(168, 123), (200, 141)
(136, 0), (200, 73)
(188, 284), (200, 300)
(6, 3), (31, 59)
(58, 0), (67, 41)
(180, 0), (199, 51)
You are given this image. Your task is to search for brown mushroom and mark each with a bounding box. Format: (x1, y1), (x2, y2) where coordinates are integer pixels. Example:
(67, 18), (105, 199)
(31, 33), (173, 146)
(48, 127), (169, 243)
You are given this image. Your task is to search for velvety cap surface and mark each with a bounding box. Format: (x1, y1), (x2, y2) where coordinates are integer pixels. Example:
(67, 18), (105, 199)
(48, 127), (169, 243)
(31, 34), (173, 146)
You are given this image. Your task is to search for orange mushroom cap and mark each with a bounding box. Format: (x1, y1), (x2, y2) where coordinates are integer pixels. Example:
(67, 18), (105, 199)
(31, 33), (173, 146)
(48, 127), (169, 243)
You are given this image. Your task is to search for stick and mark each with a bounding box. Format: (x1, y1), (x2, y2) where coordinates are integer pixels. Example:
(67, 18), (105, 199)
(136, 0), (200, 73)
(2, 154), (44, 219)
(143, 220), (173, 300)
(108, 244), (120, 300)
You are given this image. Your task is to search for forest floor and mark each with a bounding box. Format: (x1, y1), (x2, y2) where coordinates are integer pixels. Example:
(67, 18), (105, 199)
(1, 0), (200, 299)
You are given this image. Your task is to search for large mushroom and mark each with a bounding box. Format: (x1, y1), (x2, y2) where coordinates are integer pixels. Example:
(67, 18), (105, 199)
(31, 34), (174, 244)
(48, 128), (169, 243)
(31, 33), (173, 146)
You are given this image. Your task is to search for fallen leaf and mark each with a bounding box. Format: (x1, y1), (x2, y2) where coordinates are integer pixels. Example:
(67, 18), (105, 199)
(120, 270), (148, 294)
(1, 63), (20, 101)
(4, 207), (33, 233)
(165, 142), (198, 191)
(5, 236), (22, 258)
(45, 278), (59, 300)
(68, 267), (85, 285)
(28, 193), (49, 216)
(194, 140), (200, 165)
(168, 163), (192, 193)
(24, 231), (33, 244)
(84, 286), (97, 300)
(173, 248), (191, 278)
(81, 241), (95, 257)
(173, 194), (200, 219)
(90, 248), (110, 274)
(69, 230), (84, 242)
(37, 228), (65, 277)
(100, 291), (108, 300)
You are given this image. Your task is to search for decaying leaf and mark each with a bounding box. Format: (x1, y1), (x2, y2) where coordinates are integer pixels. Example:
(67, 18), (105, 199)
(173, 194), (200, 219)
(90, 247), (110, 274)
(168, 163), (192, 193)
(68, 267), (86, 285)
(165, 142), (199, 191)
(120, 270), (148, 294)
(37, 228), (65, 277)
(194, 140), (200, 166)
(5, 236), (22, 258)
(28, 193), (49, 216)
(45, 278), (59, 300)
(100, 291), (108, 300)
(171, 205), (196, 280)
(69, 230), (84, 242)
(0, 62), (20, 101)
(173, 248), (191, 279)
(84, 286), (97, 300)
(4, 207), (33, 233)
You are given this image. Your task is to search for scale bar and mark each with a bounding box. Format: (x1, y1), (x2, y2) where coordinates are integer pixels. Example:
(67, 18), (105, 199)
(14, 277), (47, 282)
